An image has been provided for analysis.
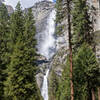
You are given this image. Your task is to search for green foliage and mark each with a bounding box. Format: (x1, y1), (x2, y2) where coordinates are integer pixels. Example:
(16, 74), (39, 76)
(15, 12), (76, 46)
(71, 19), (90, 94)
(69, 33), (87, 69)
(72, 0), (99, 99)
(49, 70), (60, 100)
(56, 57), (71, 100)
(72, 0), (94, 48)
(49, 56), (71, 100)
(55, 0), (65, 35)
(9, 2), (24, 46)
(0, 3), (9, 99)
(73, 43), (99, 100)
(0, 3), (9, 20)
(4, 41), (40, 100)
(4, 3), (42, 100)
(55, 0), (64, 24)
(24, 8), (37, 48)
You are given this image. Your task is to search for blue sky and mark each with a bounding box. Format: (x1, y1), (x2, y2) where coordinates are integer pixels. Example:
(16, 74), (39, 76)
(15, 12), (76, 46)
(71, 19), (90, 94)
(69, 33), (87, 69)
(53, 0), (56, 2)
(4, 0), (55, 9)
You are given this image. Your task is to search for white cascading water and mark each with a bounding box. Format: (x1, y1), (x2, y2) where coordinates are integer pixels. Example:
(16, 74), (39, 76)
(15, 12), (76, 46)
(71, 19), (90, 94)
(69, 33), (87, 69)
(40, 10), (56, 100)
(37, 10), (56, 60)
(41, 69), (50, 100)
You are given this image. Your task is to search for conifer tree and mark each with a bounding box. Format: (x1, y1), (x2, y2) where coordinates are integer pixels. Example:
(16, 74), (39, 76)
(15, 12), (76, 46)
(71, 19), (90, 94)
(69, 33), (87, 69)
(73, 43), (99, 100)
(24, 8), (37, 48)
(55, 0), (64, 35)
(72, 0), (94, 49)
(4, 4), (42, 99)
(23, 8), (41, 100)
(8, 2), (24, 46)
(0, 3), (9, 99)
(72, 0), (99, 99)
(56, 0), (74, 99)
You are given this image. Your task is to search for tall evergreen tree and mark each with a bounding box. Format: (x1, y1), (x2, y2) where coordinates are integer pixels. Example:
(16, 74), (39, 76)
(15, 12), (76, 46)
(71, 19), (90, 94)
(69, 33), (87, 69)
(72, 0), (99, 99)
(55, 0), (65, 35)
(56, 0), (74, 99)
(65, 0), (74, 99)
(0, 3), (9, 99)
(8, 2), (24, 47)
(23, 8), (42, 100)
(4, 3), (42, 99)
(73, 43), (99, 100)
(72, 0), (94, 49)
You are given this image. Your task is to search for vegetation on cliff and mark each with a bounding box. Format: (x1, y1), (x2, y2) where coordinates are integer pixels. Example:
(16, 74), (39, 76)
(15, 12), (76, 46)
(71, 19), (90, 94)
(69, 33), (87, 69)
(49, 0), (100, 100)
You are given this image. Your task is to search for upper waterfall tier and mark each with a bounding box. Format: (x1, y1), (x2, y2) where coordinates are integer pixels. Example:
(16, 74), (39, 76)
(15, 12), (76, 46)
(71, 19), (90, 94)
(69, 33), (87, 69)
(31, 1), (55, 59)
(37, 9), (56, 59)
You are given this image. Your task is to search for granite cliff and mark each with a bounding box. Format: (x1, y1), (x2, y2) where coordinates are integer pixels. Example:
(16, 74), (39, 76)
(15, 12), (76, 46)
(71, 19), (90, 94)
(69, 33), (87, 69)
(0, 0), (14, 14)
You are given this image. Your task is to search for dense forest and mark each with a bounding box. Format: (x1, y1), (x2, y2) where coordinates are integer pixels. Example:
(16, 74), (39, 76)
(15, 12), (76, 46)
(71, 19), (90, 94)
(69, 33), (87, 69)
(0, 0), (100, 100)
(0, 2), (42, 100)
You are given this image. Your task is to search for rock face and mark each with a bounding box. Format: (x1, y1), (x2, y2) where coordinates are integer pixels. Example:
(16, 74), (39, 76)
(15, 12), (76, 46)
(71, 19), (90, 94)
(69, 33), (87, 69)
(90, 0), (100, 31)
(31, 1), (55, 33)
(6, 5), (14, 14)
(0, 0), (4, 5)
(0, 0), (2, 6)
(91, 0), (100, 64)
(0, 0), (14, 14)
(95, 30), (100, 63)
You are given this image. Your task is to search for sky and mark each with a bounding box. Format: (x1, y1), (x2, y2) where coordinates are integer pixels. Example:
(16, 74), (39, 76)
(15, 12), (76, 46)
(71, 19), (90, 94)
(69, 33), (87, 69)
(4, 0), (55, 9)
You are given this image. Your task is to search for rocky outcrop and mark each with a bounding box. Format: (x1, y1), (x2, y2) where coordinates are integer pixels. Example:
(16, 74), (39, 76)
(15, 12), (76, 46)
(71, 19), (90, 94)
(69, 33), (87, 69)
(90, 0), (100, 31)
(0, 0), (14, 14)
(6, 5), (14, 14)
(91, 0), (100, 64)
(95, 30), (100, 63)
(31, 1), (55, 33)
(0, 0), (4, 5)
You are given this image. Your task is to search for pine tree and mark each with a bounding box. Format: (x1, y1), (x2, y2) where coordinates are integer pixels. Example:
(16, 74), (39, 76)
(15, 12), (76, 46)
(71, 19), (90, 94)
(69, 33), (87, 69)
(4, 4), (42, 99)
(66, 0), (74, 100)
(8, 2), (24, 46)
(24, 8), (37, 48)
(23, 8), (42, 100)
(55, 0), (65, 35)
(73, 43), (99, 100)
(72, 0), (94, 49)
(0, 3), (9, 99)
(72, 0), (99, 99)
(56, 0), (74, 99)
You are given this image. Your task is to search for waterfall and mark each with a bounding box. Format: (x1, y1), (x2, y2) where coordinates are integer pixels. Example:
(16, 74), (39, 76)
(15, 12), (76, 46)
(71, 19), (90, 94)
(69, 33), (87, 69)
(38, 9), (56, 100)
(41, 69), (50, 100)
(37, 9), (56, 60)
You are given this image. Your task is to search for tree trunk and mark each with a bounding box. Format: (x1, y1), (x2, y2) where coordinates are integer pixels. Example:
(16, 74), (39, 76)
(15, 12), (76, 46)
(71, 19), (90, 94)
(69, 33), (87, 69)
(88, 88), (92, 100)
(67, 0), (74, 100)
(98, 87), (100, 100)
(69, 44), (74, 100)
(91, 89), (95, 100)
(87, 81), (92, 100)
